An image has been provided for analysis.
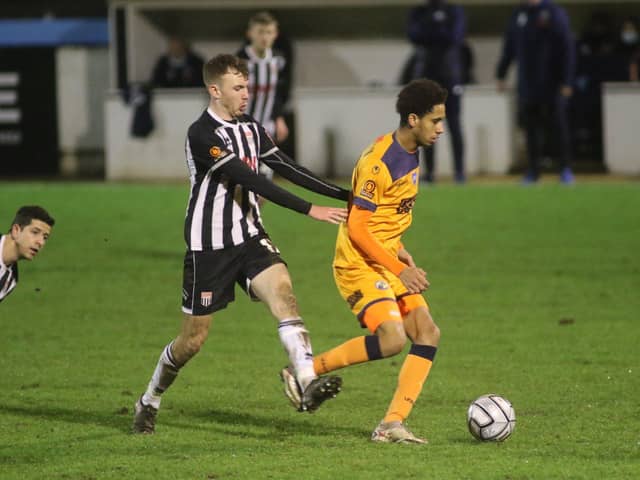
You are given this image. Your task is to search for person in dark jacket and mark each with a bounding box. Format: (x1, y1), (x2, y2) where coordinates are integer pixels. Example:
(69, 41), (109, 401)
(151, 37), (204, 88)
(407, 0), (467, 184)
(617, 16), (640, 80)
(496, 0), (576, 184)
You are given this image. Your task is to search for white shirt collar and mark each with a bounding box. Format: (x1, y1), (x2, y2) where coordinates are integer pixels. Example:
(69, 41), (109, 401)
(246, 45), (273, 62)
(206, 107), (239, 127)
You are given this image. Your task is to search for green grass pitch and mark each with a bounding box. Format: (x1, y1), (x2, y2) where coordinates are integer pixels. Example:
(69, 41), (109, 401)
(0, 180), (638, 479)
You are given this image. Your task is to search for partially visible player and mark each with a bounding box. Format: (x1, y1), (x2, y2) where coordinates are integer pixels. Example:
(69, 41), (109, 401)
(237, 11), (290, 180)
(1, 206), (55, 303)
(282, 79), (446, 444)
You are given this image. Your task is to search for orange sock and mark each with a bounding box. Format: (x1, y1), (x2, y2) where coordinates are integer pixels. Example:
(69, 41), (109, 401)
(383, 344), (437, 424)
(313, 335), (383, 375)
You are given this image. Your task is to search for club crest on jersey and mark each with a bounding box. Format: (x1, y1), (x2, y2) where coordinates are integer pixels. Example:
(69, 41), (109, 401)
(360, 180), (376, 199)
(209, 146), (224, 158)
(375, 280), (389, 290)
(200, 291), (213, 307)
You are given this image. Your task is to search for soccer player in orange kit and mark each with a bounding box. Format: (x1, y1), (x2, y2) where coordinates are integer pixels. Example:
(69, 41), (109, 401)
(282, 79), (447, 443)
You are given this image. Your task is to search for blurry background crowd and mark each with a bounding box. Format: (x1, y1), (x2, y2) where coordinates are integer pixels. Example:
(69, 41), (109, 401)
(0, 0), (638, 182)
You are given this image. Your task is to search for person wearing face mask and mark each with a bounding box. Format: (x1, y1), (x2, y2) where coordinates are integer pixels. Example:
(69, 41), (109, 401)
(617, 17), (640, 81)
(618, 17), (640, 53)
(572, 12), (634, 166)
(406, 0), (467, 184)
(496, 0), (576, 184)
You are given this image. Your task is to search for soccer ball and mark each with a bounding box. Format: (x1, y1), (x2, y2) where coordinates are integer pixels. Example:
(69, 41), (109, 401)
(467, 394), (516, 442)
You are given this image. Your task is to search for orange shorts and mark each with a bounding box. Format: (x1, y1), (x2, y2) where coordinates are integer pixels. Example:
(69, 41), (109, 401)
(334, 265), (429, 333)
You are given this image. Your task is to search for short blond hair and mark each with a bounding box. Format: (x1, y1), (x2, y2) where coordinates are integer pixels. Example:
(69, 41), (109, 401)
(202, 54), (249, 86)
(248, 11), (278, 28)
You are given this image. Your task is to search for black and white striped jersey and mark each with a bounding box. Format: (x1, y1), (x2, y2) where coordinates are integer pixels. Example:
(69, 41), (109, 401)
(237, 46), (289, 136)
(0, 235), (18, 302)
(183, 108), (349, 252)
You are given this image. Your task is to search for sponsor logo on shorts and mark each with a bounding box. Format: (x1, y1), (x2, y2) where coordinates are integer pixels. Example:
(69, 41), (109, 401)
(182, 289), (189, 301)
(200, 291), (213, 307)
(375, 280), (389, 290)
(347, 289), (363, 308)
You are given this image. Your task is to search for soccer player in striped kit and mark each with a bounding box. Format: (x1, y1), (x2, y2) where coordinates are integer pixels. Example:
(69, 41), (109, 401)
(237, 11), (291, 180)
(133, 54), (348, 433)
(1, 206), (54, 303)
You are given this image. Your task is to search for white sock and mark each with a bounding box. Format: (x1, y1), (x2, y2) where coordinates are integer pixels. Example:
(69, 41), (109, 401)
(142, 341), (179, 409)
(278, 318), (316, 390)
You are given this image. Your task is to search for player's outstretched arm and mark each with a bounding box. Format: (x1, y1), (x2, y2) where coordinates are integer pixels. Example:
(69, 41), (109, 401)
(217, 156), (311, 214)
(217, 156), (346, 224)
(261, 150), (350, 201)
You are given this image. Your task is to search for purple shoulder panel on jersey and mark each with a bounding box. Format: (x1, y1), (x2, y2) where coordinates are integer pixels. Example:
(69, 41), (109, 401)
(380, 134), (420, 182)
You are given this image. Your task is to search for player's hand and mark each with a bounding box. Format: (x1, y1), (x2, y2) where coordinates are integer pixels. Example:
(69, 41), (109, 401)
(398, 267), (429, 294)
(275, 116), (289, 143)
(398, 248), (416, 268)
(308, 205), (348, 224)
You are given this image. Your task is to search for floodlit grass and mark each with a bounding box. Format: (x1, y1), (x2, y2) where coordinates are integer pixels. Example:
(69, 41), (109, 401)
(0, 180), (638, 479)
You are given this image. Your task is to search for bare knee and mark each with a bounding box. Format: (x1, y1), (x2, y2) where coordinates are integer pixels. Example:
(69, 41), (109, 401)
(427, 322), (441, 345)
(415, 311), (440, 346)
(270, 279), (298, 319)
(376, 321), (408, 357)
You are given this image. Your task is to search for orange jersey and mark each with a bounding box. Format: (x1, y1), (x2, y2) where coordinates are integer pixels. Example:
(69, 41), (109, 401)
(334, 132), (419, 272)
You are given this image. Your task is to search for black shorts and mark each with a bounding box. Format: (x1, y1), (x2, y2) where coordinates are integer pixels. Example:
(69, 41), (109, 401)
(182, 234), (285, 315)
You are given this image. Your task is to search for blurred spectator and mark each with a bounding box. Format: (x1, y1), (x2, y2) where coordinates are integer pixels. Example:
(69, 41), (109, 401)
(237, 13), (291, 141)
(237, 12), (292, 179)
(496, 0), (575, 184)
(573, 12), (627, 164)
(405, 0), (467, 184)
(616, 16), (640, 80)
(579, 11), (616, 56)
(151, 36), (204, 88)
